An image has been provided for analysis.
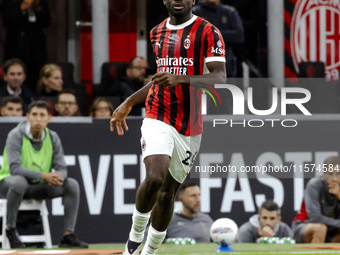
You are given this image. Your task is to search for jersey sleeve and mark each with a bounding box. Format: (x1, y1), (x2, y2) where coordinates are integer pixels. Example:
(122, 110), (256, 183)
(204, 25), (226, 63)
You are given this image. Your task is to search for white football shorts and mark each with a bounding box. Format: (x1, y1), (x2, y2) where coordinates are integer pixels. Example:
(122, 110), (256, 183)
(140, 118), (201, 183)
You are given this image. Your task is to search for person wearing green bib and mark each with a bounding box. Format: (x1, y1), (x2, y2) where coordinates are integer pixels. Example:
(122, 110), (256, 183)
(0, 100), (88, 249)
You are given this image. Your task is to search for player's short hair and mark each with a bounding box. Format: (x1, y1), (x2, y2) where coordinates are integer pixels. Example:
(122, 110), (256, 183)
(178, 180), (199, 195)
(324, 156), (340, 173)
(1, 96), (23, 107)
(4, 58), (26, 74)
(259, 200), (280, 215)
(28, 100), (51, 114)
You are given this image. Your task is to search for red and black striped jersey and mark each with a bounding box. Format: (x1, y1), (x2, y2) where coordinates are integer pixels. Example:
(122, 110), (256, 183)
(145, 15), (226, 136)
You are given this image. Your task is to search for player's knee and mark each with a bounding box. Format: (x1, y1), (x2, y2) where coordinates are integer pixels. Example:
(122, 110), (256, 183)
(144, 174), (163, 192)
(304, 223), (327, 240)
(313, 223), (327, 235)
(8, 175), (28, 194)
(63, 178), (80, 196)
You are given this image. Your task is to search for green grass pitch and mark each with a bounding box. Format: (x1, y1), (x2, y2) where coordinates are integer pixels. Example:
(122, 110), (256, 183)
(88, 243), (340, 255)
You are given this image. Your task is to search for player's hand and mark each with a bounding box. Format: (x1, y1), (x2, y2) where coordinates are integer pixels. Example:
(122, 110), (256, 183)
(328, 179), (340, 198)
(110, 101), (132, 136)
(41, 172), (63, 186)
(152, 72), (180, 88)
(258, 226), (275, 237)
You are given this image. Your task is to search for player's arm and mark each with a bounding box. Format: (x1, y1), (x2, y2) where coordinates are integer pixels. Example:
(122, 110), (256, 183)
(305, 178), (340, 227)
(110, 81), (153, 136)
(152, 61), (226, 88)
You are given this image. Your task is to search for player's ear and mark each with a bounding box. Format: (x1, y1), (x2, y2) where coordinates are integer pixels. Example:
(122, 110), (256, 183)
(193, 0), (196, 5)
(163, 0), (166, 5)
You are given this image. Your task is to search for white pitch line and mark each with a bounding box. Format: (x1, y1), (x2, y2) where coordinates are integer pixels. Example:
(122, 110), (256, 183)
(188, 251), (340, 255)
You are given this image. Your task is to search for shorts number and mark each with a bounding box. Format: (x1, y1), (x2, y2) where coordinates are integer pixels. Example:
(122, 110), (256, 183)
(182, 151), (198, 167)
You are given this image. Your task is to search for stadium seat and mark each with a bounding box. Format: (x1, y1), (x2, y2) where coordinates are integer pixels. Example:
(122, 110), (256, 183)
(93, 62), (128, 97)
(54, 62), (89, 116)
(57, 62), (75, 86)
(298, 62), (325, 78)
(0, 199), (52, 249)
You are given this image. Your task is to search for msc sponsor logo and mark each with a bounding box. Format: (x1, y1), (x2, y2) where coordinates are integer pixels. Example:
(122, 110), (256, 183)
(211, 47), (226, 55)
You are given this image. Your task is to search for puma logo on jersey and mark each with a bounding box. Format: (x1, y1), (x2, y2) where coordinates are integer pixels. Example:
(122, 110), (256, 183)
(155, 41), (162, 48)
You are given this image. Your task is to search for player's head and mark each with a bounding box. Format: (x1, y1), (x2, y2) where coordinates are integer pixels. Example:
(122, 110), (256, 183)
(323, 156), (340, 183)
(258, 200), (281, 229)
(163, 0), (196, 21)
(27, 100), (51, 133)
(178, 180), (201, 217)
(126, 57), (148, 83)
(0, 96), (23, 117)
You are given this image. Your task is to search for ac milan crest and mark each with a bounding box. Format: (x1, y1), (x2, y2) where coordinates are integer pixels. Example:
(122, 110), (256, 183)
(142, 139), (146, 151)
(291, 0), (340, 80)
(184, 38), (191, 49)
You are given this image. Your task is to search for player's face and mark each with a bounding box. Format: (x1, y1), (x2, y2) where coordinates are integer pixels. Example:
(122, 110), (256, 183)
(258, 209), (281, 230)
(164, 0), (195, 22)
(324, 165), (340, 182)
(1, 102), (23, 117)
(324, 165), (340, 195)
(4, 64), (26, 91)
(180, 186), (201, 214)
(27, 107), (51, 133)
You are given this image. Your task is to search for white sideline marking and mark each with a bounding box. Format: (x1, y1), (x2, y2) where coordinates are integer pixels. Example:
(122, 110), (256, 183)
(189, 251), (340, 255)
(20, 251), (70, 254)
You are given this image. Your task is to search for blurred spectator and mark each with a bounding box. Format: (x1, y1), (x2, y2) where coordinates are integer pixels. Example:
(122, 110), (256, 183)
(165, 181), (213, 242)
(0, 96), (23, 117)
(55, 89), (81, 117)
(36, 64), (63, 115)
(0, 58), (34, 114)
(193, 0), (244, 77)
(224, 0), (267, 75)
(237, 200), (293, 242)
(107, 57), (148, 116)
(292, 156), (340, 243)
(108, 57), (148, 100)
(91, 97), (114, 118)
(36, 64), (63, 97)
(3, 0), (51, 91)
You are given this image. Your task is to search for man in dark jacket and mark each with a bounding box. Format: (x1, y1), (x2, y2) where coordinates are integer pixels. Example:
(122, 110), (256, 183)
(0, 58), (35, 114)
(3, 0), (51, 91)
(193, 0), (244, 77)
